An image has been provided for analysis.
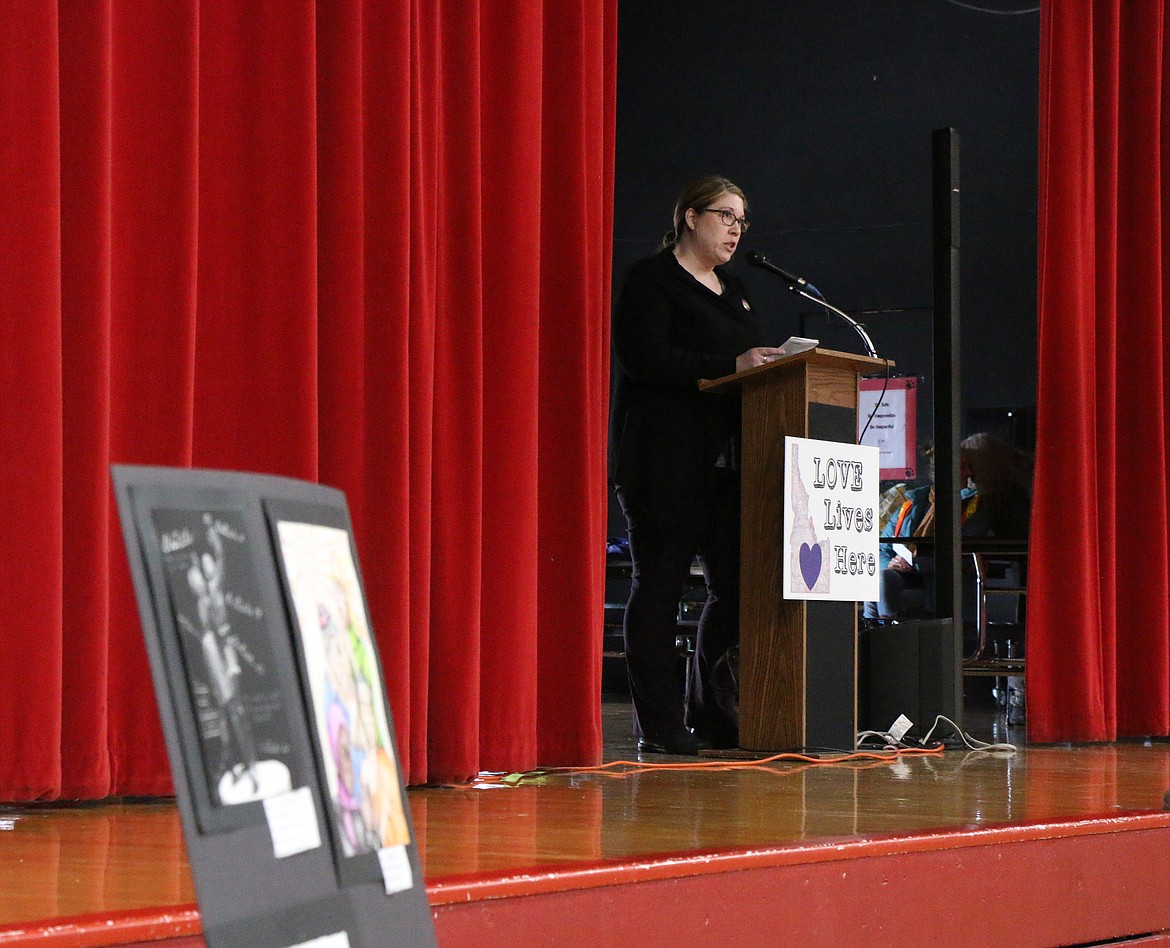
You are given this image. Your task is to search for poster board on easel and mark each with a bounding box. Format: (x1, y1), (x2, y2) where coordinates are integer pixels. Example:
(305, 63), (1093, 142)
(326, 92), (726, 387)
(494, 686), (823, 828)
(112, 465), (435, 948)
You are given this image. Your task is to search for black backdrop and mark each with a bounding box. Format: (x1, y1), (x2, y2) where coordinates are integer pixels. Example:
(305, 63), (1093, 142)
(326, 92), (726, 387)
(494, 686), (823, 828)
(610, 0), (1040, 496)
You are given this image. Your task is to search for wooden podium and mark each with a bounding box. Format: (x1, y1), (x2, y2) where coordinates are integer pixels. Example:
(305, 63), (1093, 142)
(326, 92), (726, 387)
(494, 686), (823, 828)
(701, 348), (889, 751)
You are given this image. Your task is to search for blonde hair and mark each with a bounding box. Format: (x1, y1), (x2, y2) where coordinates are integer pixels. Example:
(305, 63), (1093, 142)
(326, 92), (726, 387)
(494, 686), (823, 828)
(661, 175), (748, 249)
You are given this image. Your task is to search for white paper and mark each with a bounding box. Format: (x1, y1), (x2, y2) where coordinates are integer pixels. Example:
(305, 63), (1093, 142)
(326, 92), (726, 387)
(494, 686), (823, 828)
(378, 844), (415, 895)
(892, 543), (914, 565)
(888, 714), (913, 742)
(780, 335), (819, 356)
(263, 786), (322, 859)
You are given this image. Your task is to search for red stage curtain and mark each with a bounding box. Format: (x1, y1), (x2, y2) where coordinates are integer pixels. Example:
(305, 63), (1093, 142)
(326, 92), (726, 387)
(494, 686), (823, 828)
(1031, 1), (1170, 741)
(0, 0), (615, 798)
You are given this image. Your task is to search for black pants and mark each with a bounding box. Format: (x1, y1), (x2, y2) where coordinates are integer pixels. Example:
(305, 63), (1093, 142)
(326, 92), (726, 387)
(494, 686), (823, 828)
(617, 470), (740, 745)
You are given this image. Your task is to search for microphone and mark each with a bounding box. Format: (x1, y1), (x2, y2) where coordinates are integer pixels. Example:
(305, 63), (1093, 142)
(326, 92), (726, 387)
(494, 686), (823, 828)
(745, 251), (809, 290)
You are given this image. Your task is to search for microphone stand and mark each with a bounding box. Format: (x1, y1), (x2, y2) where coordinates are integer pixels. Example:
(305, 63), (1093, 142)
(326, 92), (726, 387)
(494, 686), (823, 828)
(795, 285), (878, 360)
(762, 262), (887, 442)
(744, 252), (878, 358)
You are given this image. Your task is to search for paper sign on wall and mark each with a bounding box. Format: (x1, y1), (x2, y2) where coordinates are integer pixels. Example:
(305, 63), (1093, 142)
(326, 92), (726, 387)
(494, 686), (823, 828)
(858, 376), (917, 480)
(782, 436), (880, 602)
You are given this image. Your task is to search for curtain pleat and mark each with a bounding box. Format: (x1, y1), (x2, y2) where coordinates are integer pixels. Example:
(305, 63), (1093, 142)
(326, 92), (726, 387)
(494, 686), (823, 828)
(0, 0), (64, 800)
(355, 0), (424, 778)
(427, 0), (486, 783)
(534, 0), (613, 764)
(477, 0), (545, 772)
(0, 0), (614, 797)
(104, 0), (203, 796)
(316, 0), (367, 528)
(1111, 7), (1170, 735)
(59, 0), (114, 798)
(1032, 0), (1170, 742)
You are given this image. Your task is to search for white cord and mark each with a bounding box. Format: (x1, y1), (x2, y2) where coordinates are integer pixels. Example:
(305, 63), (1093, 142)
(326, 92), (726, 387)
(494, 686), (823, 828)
(920, 715), (1017, 752)
(855, 729), (916, 751)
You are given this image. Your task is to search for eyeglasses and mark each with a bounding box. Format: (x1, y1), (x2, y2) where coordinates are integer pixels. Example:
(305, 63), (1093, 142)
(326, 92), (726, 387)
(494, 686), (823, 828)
(697, 208), (750, 232)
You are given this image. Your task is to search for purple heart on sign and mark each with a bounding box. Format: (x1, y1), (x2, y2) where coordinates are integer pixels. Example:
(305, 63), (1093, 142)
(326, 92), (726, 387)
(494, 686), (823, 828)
(799, 542), (822, 590)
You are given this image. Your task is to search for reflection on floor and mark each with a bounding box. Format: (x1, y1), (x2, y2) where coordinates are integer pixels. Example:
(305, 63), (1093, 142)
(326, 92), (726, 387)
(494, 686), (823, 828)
(416, 689), (1170, 881)
(4, 684), (1170, 943)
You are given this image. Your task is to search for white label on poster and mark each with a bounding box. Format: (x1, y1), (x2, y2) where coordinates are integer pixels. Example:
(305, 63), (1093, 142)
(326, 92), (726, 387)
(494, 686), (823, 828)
(285, 934), (351, 948)
(378, 844), (414, 895)
(783, 436), (881, 602)
(264, 786), (322, 859)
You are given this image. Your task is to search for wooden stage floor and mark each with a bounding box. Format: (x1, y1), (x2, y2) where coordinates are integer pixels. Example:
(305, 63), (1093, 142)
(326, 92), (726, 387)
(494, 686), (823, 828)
(4, 695), (1170, 946)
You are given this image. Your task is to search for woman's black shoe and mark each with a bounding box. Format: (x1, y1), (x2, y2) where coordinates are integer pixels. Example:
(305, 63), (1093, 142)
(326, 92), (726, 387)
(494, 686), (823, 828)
(637, 732), (711, 756)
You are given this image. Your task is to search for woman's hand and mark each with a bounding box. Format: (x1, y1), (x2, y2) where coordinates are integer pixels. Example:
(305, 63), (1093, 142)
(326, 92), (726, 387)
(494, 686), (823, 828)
(889, 555), (913, 572)
(735, 346), (787, 373)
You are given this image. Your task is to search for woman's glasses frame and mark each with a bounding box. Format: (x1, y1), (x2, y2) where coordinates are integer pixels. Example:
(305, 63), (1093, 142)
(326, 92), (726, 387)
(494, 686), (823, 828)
(696, 207), (750, 232)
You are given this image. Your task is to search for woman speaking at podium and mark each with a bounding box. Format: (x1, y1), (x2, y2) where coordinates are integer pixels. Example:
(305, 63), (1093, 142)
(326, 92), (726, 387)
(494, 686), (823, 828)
(609, 175), (784, 755)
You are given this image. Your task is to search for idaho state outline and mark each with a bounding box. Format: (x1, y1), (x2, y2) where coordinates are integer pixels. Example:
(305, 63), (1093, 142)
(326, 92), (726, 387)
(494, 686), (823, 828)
(788, 441), (830, 594)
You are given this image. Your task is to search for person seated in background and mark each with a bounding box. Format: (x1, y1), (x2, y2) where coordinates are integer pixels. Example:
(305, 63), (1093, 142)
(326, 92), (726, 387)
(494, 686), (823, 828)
(876, 481), (911, 534)
(863, 443), (986, 624)
(960, 431), (1032, 539)
(960, 431), (1032, 722)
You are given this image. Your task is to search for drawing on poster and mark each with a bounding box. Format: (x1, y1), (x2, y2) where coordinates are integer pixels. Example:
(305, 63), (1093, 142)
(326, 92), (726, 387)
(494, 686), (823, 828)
(153, 508), (295, 807)
(274, 520), (411, 858)
(787, 440), (831, 595)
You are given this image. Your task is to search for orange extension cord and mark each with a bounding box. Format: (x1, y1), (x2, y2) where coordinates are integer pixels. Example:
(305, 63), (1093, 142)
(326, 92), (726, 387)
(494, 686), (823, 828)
(469, 744), (946, 786)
